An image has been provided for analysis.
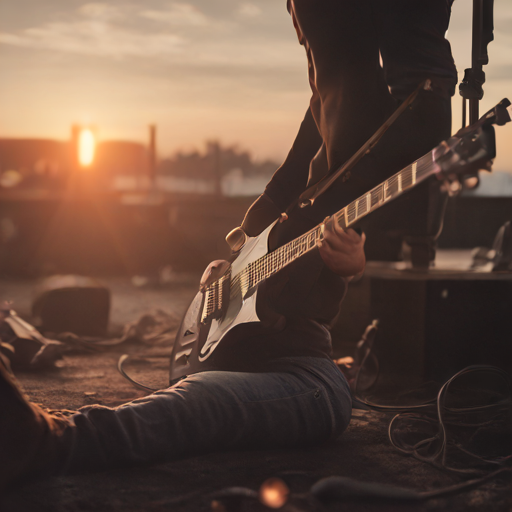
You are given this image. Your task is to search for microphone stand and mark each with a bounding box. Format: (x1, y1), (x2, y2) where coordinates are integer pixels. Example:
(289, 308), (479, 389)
(459, 0), (494, 127)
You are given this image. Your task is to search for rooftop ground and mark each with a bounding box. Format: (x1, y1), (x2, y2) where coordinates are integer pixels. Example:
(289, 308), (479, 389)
(1, 276), (510, 512)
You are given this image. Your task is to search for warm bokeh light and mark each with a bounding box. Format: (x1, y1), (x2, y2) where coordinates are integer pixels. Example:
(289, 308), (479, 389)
(79, 129), (95, 167)
(259, 478), (289, 509)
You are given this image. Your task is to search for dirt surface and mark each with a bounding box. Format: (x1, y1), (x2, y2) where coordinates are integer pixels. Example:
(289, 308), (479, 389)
(1, 277), (511, 512)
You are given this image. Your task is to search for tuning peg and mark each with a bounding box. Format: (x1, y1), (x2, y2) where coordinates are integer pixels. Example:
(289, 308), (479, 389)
(441, 178), (462, 197)
(463, 176), (480, 190)
(481, 159), (494, 172)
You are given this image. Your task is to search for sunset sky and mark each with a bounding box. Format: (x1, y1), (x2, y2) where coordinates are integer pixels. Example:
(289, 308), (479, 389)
(1, 1), (512, 171)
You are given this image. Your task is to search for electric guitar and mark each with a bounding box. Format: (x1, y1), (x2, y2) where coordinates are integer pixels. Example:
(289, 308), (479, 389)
(169, 99), (512, 382)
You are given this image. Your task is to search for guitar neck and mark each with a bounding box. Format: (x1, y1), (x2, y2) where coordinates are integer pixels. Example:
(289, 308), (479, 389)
(335, 151), (437, 230)
(232, 150), (439, 295)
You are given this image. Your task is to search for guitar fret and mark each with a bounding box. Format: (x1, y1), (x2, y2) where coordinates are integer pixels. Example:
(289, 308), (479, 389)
(371, 185), (382, 208)
(357, 196), (367, 218)
(401, 166), (413, 189)
(337, 212), (347, 230)
(384, 176), (395, 200)
(347, 202), (357, 223)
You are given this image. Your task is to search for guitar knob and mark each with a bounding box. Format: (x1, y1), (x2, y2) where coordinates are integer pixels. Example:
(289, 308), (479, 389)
(225, 226), (247, 252)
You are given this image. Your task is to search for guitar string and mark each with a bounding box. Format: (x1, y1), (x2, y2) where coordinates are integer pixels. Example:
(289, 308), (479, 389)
(211, 154), (435, 312)
(241, 153), (435, 291)
(205, 152), (436, 317)
(237, 155), (434, 295)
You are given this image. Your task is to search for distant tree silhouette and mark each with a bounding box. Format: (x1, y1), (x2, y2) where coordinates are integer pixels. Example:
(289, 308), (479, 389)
(158, 141), (279, 180)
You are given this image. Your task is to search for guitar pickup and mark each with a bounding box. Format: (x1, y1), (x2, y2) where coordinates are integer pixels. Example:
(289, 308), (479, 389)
(200, 270), (231, 324)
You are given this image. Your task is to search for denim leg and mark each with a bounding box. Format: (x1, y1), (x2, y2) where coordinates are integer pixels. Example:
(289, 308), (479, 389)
(59, 357), (351, 473)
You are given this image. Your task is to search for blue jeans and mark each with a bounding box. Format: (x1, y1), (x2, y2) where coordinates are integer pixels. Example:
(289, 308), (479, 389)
(59, 357), (351, 473)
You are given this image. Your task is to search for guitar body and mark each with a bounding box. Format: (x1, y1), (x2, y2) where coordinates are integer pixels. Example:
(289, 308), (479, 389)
(169, 221), (282, 381)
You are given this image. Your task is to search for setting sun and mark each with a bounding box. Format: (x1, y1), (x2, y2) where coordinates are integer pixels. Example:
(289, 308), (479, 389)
(79, 128), (95, 167)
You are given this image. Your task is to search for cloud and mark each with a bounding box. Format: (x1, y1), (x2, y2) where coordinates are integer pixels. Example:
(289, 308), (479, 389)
(0, 1), (302, 68)
(78, 3), (121, 21)
(0, 19), (184, 59)
(237, 3), (262, 19)
(140, 3), (209, 27)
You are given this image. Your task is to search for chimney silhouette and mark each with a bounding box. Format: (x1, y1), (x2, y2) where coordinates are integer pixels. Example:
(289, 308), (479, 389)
(148, 124), (157, 183)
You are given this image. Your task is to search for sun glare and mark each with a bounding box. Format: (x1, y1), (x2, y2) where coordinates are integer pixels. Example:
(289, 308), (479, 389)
(79, 129), (95, 167)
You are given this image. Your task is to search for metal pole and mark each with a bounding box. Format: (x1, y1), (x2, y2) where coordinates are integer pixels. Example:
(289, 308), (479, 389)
(469, 0), (483, 124)
(459, 0), (494, 127)
(148, 124), (157, 186)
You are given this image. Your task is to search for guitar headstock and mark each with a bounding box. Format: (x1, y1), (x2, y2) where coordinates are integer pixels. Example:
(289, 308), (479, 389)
(433, 98), (511, 196)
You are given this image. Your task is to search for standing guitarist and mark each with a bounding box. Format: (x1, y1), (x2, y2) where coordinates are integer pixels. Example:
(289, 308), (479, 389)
(0, 0), (457, 491)
(245, 0), (457, 265)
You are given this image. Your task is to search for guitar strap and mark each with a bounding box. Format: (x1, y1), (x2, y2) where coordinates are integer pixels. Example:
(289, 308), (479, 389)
(293, 79), (433, 211)
(229, 79), (433, 253)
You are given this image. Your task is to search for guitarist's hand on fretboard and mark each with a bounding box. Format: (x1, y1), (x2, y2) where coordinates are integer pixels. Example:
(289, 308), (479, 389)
(317, 220), (366, 279)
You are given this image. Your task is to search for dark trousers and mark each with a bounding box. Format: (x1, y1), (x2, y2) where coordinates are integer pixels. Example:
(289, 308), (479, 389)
(52, 358), (351, 474)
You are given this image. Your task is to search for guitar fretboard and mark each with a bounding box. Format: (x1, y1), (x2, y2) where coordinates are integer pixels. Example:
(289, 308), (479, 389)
(335, 152), (435, 230)
(231, 151), (437, 297)
(206, 150), (440, 312)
